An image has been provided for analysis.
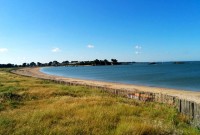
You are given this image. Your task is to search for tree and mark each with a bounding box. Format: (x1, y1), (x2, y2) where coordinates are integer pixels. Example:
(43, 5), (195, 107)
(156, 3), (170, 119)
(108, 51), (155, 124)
(62, 61), (69, 66)
(7, 63), (14, 67)
(22, 63), (27, 67)
(99, 60), (104, 65)
(52, 61), (59, 66)
(94, 59), (100, 65)
(111, 59), (118, 65)
(104, 59), (110, 65)
(48, 61), (53, 66)
(30, 62), (36, 67)
(37, 62), (42, 67)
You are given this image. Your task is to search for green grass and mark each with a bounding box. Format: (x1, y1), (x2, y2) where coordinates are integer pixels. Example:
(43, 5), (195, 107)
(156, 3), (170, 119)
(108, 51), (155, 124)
(0, 68), (199, 135)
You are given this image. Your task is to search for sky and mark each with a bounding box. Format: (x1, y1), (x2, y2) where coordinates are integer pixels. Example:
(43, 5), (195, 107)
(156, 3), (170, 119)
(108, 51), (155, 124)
(0, 0), (200, 64)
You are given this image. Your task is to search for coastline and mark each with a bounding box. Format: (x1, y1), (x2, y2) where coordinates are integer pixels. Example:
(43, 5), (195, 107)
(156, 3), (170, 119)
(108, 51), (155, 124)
(2, 68), (199, 134)
(12, 67), (200, 104)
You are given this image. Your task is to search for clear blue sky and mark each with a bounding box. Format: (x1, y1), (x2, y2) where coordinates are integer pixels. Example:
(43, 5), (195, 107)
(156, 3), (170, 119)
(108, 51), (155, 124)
(0, 0), (200, 64)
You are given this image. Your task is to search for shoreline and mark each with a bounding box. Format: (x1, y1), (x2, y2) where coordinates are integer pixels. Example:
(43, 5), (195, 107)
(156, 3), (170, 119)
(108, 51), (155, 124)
(41, 67), (198, 92)
(12, 67), (200, 104)
(2, 68), (199, 134)
(40, 67), (200, 92)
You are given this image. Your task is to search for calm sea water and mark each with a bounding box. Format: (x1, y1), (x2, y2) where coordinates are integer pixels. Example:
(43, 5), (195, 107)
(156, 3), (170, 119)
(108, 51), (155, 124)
(41, 62), (200, 91)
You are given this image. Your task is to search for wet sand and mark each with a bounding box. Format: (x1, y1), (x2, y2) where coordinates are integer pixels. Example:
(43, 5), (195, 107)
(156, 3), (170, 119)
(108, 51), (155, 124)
(12, 67), (200, 103)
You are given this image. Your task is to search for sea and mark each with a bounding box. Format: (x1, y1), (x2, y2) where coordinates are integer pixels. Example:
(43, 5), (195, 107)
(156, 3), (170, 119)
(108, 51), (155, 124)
(40, 61), (200, 91)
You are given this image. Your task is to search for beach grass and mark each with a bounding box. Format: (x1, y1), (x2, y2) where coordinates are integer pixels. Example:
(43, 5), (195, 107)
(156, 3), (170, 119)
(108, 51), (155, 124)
(0, 68), (199, 135)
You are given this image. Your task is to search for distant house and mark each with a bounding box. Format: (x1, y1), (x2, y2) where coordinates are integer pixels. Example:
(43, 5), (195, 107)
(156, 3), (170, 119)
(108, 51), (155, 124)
(69, 61), (79, 66)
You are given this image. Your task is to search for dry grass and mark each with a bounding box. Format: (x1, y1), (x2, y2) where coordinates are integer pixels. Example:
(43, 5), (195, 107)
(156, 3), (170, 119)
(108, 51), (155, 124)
(0, 68), (199, 135)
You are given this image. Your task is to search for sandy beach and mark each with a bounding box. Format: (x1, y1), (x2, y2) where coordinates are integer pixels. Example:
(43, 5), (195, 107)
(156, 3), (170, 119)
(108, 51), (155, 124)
(12, 67), (200, 104)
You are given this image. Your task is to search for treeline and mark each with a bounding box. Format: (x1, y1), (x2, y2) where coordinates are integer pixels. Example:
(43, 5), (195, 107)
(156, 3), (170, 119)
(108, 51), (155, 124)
(0, 59), (121, 68)
(0, 64), (17, 68)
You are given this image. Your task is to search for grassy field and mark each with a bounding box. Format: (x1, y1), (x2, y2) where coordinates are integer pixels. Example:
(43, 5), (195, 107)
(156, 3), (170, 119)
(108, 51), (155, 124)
(0, 68), (199, 135)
